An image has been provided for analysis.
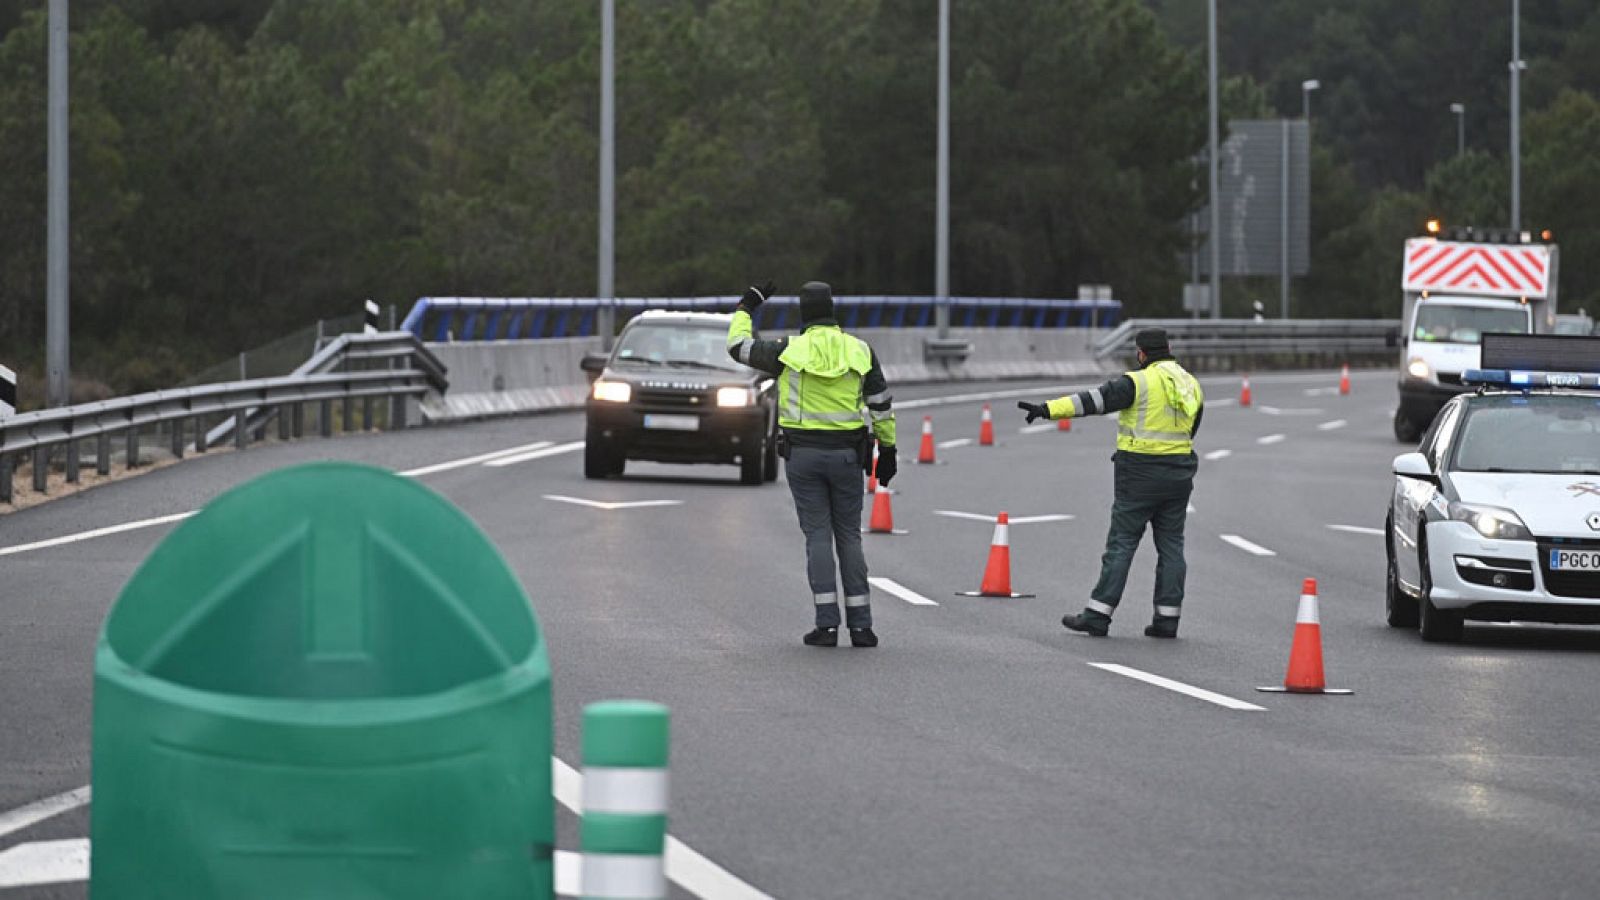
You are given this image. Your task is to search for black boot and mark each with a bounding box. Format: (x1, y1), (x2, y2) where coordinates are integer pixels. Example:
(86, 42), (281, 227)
(849, 627), (879, 648)
(1061, 610), (1110, 637)
(1144, 617), (1179, 638)
(803, 627), (838, 647)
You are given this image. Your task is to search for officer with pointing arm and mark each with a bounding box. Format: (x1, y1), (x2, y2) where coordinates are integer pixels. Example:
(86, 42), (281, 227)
(1017, 328), (1204, 638)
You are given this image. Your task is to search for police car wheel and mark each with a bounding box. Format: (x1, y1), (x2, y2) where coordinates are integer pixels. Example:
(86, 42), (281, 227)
(1385, 519), (1420, 628)
(1415, 530), (1464, 642)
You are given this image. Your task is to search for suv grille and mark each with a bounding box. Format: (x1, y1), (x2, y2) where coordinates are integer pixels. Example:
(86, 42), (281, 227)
(1538, 538), (1600, 599)
(635, 389), (707, 409)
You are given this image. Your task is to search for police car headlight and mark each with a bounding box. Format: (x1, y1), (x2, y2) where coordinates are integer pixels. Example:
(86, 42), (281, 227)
(592, 380), (632, 403)
(1447, 502), (1533, 541)
(717, 387), (754, 408)
(1407, 358), (1432, 380)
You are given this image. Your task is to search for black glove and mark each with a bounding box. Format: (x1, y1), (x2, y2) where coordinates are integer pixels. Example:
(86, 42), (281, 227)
(874, 444), (898, 487)
(739, 281), (776, 312)
(1018, 401), (1051, 424)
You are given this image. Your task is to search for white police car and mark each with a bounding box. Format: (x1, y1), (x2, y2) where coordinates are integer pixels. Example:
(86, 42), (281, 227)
(1386, 334), (1600, 641)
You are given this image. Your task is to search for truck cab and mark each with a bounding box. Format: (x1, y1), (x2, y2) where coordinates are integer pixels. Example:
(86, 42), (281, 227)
(1395, 230), (1559, 442)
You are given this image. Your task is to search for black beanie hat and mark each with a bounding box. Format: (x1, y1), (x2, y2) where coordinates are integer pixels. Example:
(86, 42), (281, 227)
(799, 281), (834, 323)
(1135, 328), (1170, 354)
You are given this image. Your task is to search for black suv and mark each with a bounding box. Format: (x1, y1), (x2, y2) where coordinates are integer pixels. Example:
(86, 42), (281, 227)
(581, 312), (779, 484)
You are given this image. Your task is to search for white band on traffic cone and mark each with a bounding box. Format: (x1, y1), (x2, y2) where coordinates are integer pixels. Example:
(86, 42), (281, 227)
(1295, 592), (1320, 625)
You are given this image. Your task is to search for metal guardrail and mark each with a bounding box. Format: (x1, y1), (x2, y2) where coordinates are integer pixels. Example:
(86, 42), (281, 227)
(401, 296), (1123, 341)
(1094, 319), (1401, 368)
(0, 333), (448, 505)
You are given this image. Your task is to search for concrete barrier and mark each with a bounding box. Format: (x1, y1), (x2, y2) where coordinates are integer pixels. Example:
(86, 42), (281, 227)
(419, 329), (1109, 423)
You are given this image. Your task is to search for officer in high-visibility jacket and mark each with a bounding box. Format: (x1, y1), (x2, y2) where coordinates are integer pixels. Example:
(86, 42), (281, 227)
(728, 280), (897, 648)
(1018, 328), (1204, 638)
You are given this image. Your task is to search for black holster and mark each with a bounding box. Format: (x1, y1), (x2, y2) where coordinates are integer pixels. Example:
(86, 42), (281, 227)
(857, 432), (874, 473)
(775, 430), (791, 461)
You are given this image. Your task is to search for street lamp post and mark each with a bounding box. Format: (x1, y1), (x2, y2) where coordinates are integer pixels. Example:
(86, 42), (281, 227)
(47, 0), (69, 407)
(1301, 79), (1320, 122)
(1206, 0), (1220, 319)
(1450, 102), (1465, 157)
(935, 0), (950, 339)
(1510, 0), (1522, 233)
(598, 0), (615, 350)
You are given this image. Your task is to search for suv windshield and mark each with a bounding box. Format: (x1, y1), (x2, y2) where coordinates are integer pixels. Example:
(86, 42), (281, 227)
(613, 323), (743, 371)
(1453, 395), (1600, 474)
(1413, 304), (1529, 344)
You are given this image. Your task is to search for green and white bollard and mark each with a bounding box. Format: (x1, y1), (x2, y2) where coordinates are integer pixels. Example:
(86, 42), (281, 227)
(581, 700), (670, 900)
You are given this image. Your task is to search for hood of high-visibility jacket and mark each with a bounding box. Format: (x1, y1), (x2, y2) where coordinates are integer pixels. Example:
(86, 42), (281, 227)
(777, 325), (874, 432)
(780, 325), (870, 379)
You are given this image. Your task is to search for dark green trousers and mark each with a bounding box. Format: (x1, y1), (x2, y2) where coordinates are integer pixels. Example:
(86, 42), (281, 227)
(1086, 454), (1195, 621)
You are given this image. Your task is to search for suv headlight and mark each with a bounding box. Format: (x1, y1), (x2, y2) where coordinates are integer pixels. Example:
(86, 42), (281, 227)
(1407, 357), (1432, 380)
(592, 380), (632, 403)
(717, 386), (754, 408)
(1447, 501), (1533, 541)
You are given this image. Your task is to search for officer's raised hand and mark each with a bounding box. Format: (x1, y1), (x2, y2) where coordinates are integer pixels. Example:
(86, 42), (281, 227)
(1017, 401), (1050, 424)
(874, 444), (898, 487)
(739, 281), (776, 312)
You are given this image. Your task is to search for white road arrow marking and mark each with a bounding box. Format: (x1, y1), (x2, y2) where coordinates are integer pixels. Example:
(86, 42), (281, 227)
(543, 495), (683, 511)
(1220, 534), (1276, 556)
(934, 510), (1074, 524)
(1327, 524), (1385, 536)
(0, 786), (90, 839)
(1089, 663), (1266, 712)
(869, 576), (939, 606)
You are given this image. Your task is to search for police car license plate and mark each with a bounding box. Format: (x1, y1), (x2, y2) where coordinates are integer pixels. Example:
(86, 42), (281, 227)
(1549, 549), (1600, 571)
(643, 414), (699, 432)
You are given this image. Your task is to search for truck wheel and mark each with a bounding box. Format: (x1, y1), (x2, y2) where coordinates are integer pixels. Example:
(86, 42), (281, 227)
(1393, 408), (1422, 444)
(740, 437), (765, 486)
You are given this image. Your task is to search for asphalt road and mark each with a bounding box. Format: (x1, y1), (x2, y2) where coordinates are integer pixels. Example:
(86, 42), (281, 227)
(5, 368), (1600, 898)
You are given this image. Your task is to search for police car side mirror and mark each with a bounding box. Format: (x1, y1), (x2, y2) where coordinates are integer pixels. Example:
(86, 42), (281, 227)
(1392, 452), (1436, 483)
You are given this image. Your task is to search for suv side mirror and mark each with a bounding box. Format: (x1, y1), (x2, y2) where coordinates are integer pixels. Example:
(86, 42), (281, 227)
(1392, 452), (1436, 482)
(579, 353), (609, 374)
(1385, 327), (1401, 348)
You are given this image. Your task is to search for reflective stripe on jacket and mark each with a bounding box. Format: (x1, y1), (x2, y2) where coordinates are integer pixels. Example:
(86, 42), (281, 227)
(1116, 360), (1202, 455)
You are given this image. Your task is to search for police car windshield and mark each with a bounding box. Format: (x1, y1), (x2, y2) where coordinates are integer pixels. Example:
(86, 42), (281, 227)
(614, 323), (741, 371)
(1453, 395), (1600, 474)
(1413, 305), (1529, 343)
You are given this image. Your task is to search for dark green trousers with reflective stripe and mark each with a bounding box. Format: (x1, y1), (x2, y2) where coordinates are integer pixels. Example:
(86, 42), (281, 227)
(1087, 453), (1195, 620)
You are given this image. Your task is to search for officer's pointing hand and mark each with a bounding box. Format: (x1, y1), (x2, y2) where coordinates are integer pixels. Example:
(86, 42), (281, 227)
(740, 281), (776, 311)
(1018, 401), (1050, 424)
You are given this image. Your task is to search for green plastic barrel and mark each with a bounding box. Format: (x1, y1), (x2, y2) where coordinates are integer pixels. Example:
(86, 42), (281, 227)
(90, 462), (553, 899)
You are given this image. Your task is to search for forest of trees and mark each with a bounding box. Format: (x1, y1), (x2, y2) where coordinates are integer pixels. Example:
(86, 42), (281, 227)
(1, 0), (1598, 402)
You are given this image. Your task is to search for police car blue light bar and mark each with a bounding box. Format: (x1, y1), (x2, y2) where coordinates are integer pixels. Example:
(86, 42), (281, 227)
(1461, 369), (1600, 389)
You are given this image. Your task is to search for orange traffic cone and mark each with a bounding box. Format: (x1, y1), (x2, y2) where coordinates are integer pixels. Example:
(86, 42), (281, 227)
(955, 513), (1036, 598)
(863, 484), (907, 535)
(1338, 363), (1351, 396)
(979, 404), (995, 446)
(1239, 376), (1253, 407)
(1058, 416), (1072, 432)
(917, 416), (937, 464)
(1256, 578), (1352, 695)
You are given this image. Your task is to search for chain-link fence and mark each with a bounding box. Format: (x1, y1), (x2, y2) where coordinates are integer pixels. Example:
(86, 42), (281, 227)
(181, 306), (399, 387)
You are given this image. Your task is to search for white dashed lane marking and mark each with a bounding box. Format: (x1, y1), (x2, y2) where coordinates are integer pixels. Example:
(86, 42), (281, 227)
(1088, 664), (1266, 712)
(1317, 419), (1347, 431)
(1220, 534), (1276, 557)
(1257, 434), (1286, 445)
(1327, 524), (1385, 536)
(869, 577), (939, 606)
(1203, 449), (1232, 461)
